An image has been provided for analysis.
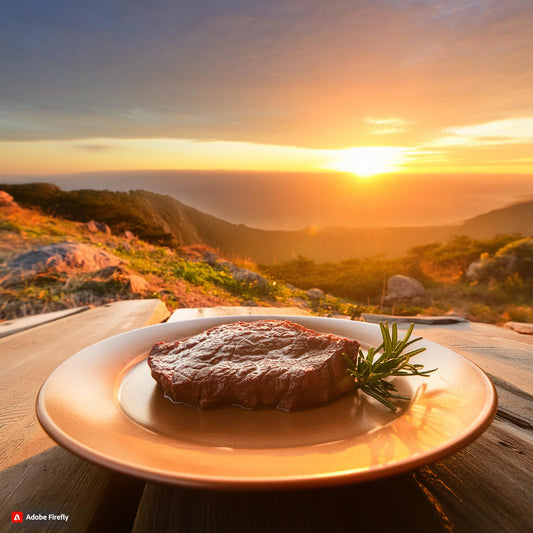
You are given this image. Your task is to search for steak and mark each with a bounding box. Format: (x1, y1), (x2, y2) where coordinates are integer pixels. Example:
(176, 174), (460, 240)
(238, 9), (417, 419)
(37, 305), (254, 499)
(148, 319), (359, 410)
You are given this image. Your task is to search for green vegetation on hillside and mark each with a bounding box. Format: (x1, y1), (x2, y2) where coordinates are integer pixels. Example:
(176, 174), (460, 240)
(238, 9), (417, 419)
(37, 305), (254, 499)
(2, 184), (532, 325)
(0, 204), (320, 318)
(2, 182), (532, 263)
(1, 183), (179, 246)
(261, 234), (533, 324)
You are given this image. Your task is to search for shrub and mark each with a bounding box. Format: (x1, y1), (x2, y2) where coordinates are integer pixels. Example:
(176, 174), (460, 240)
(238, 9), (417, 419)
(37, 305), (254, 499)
(468, 303), (499, 324)
(501, 305), (533, 323)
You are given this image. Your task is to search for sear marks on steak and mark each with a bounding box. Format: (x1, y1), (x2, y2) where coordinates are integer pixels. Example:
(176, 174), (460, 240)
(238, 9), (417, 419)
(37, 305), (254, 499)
(148, 319), (359, 410)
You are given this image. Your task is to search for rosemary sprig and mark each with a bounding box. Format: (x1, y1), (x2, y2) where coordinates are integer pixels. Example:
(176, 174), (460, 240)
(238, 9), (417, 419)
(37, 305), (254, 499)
(343, 322), (437, 411)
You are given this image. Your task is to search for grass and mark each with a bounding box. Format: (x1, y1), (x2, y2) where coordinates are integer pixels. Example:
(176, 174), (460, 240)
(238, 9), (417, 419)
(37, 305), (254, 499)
(261, 234), (533, 325)
(0, 204), (313, 318)
(1, 203), (531, 325)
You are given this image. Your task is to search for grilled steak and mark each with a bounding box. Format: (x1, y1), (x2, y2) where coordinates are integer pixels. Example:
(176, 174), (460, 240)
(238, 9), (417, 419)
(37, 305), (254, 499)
(148, 319), (359, 410)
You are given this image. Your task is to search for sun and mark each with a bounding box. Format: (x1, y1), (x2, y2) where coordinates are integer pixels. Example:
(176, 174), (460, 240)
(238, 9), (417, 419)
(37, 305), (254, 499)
(325, 146), (406, 177)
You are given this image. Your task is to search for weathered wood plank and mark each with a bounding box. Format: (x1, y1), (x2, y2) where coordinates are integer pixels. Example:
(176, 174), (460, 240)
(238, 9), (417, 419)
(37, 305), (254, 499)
(361, 313), (467, 324)
(0, 446), (145, 532)
(0, 306), (90, 338)
(132, 311), (533, 533)
(133, 473), (450, 533)
(131, 412), (532, 533)
(490, 375), (533, 429)
(3, 305), (531, 533)
(410, 322), (533, 396)
(168, 306), (310, 322)
(0, 299), (169, 470)
(414, 416), (533, 533)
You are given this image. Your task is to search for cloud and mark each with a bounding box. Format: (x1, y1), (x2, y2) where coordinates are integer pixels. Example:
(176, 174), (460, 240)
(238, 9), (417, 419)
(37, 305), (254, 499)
(71, 143), (116, 152)
(429, 117), (533, 147)
(365, 117), (412, 135)
(0, 1), (532, 150)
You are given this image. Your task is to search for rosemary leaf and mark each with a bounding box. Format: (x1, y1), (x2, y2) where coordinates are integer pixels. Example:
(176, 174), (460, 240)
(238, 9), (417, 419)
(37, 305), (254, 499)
(345, 322), (437, 411)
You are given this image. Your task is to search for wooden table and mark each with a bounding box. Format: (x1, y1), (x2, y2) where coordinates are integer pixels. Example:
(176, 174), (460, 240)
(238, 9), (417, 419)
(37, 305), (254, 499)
(1, 301), (532, 532)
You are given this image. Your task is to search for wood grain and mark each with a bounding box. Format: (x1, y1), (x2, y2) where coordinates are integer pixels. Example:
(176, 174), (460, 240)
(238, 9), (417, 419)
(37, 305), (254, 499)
(414, 416), (533, 533)
(133, 473), (450, 533)
(413, 321), (533, 396)
(0, 306), (90, 338)
(0, 299), (169, 469)
(0, 446), (144, 532)
(131, 415), (532, 533)
(2, 305), (532, 532)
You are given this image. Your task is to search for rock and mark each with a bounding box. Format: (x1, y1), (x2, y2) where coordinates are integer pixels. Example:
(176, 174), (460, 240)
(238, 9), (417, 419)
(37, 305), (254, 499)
(85, 220), (112, 235)
(217, 260), (270, 287)
(231, 267), (269, 287)
(0, 191), (16, 206)
(203, 251), (218, 266)
(92, 265), (149, 294)
(128, 274), (150, 294)
(466, 239), (533, 283)
(219, 260), (238, 273)
(504, 322), (533, 335)
(92, 265), (127, 279)
(8, 242), (122, 275)
(306, 288), (324, 299)
(123, 230), (135, 240)
(465, 260), (485, 281)
(384, 275), (426, 303)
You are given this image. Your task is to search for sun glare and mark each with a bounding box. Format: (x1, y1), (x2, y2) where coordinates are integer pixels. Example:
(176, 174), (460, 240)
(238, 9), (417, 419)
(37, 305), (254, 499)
(325, 147), (406, 177)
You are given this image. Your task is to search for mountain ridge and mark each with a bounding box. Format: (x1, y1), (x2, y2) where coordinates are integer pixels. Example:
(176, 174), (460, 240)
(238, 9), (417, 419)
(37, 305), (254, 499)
(2, 182), (531, 263)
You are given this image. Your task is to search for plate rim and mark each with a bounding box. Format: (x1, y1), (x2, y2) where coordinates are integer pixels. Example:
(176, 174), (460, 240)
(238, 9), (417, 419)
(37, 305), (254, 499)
(36, 314), (498, 489)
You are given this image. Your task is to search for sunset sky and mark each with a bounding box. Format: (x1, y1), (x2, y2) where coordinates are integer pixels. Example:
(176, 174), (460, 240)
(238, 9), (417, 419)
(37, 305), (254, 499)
(1, 0), (532, 179)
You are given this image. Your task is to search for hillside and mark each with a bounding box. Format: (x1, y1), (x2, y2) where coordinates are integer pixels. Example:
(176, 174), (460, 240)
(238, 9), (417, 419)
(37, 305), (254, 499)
(1, 195), (532, 325)
(2, 183), (532, 263)
(0, 200), (323, 319)
(459, 200), (533, 238)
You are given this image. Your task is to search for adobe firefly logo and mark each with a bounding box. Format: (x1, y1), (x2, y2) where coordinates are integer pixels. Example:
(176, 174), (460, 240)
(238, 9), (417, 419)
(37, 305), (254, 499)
(11, 512), (23, 523)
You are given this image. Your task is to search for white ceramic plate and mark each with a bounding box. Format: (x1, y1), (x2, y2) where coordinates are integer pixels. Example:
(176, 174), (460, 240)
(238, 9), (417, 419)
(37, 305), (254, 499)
(36, 315), (497, 489)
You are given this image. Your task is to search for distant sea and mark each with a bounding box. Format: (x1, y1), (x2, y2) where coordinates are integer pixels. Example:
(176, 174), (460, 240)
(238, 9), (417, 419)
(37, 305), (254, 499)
(2, 170), (532, 230)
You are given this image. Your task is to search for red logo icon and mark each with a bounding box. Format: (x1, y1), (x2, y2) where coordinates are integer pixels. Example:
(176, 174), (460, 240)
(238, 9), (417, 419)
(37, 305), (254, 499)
(11, 512), (23, 523)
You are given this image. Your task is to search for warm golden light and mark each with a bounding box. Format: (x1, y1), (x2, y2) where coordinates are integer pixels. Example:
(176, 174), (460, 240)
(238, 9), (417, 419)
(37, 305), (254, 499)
(325, 147), (407, 177)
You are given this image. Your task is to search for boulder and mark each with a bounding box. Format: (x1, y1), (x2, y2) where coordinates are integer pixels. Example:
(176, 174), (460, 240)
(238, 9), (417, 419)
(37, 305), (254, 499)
(465, 260), (485, 281)
(218, 260), (270, 287)
(8, 242), (122, 275)
(92, 265), (128, 279)
(203, 251), (218, 266)
(85, 220), (112, 235)
(219, 260), (238, 273)
(90, 264), (149, 294)
(128, 274), (150, 294)
(123, 230), (135, 240)
(306, 288), (324, 299)
(231, 267), (269, 287)
(467, 239), (533, 283)
(384, 275), (426, 303)
(0, 191), (16, 207)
